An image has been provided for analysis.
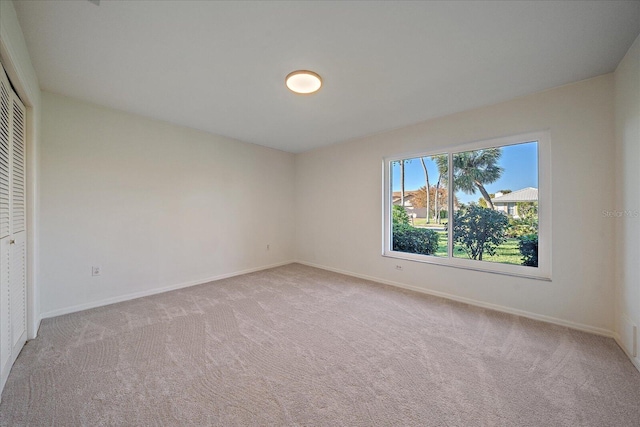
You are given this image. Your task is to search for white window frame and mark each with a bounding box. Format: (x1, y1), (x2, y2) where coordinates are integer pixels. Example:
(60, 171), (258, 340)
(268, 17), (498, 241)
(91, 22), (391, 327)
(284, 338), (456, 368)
(382, 131), (551, 281)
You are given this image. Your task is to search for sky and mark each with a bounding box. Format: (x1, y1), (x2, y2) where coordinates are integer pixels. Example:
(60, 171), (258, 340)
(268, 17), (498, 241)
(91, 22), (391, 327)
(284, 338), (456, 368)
(391, 141), (538, 204)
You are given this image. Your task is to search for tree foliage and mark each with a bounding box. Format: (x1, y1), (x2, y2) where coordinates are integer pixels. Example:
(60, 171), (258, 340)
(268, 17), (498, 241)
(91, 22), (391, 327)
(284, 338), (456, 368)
(453, 149), (503, 209)
(517, 201), (537, 218)
(453, 205), (509, 260)
(392, 205), (410, 225)
(506, 202), (538, 238)
(413, 186), (428, 208)
(391, 205), (438, 255)
(434, 154), (448, 184)
(518, 234), (538, 267)
(413, 186), (449, 216)
(392, 224), (439, 255)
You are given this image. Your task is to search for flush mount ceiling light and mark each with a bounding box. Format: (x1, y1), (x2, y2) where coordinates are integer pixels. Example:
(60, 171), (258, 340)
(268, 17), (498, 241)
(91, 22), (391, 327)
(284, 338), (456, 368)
(285, 70), (322, 94)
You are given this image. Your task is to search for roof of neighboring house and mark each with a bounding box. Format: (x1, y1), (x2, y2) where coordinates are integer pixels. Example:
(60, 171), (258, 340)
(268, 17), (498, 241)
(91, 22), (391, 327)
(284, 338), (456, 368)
(491, 187), (538, 203)
(391, 190), (420, 203)
(392, 190), (420, 197)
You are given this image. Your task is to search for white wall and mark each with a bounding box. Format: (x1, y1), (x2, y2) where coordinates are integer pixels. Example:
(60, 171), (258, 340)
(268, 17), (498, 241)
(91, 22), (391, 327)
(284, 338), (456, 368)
(615, 34), (640, 368)
(0, 0), (41, 338)
(39, 92), (295, 316)
(296, 75), (616, 334)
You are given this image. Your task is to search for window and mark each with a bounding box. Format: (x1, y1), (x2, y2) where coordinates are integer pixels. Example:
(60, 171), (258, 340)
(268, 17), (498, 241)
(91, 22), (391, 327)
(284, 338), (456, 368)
(383, 131), (551, 280)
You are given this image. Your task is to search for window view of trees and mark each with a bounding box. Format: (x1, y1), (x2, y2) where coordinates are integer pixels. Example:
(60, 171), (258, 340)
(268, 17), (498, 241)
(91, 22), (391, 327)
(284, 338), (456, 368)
(390, 141), (539, 267)
(391, 154), (450, 257)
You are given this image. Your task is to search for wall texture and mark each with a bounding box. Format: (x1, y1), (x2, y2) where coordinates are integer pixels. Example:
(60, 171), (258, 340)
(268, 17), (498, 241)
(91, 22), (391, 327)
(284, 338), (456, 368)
(39, 92), (295, 316)
(615, 34), (640, 367)
(296, 75), (616, 334)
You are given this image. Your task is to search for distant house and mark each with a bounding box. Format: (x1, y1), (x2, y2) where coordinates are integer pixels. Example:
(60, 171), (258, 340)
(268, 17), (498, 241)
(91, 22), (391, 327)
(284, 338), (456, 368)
(393, 190), (437, 221)
(491, 187), (538, 218)
(392, 190), (421, 219)
(392, 190), (419, 208)
(392, 190), (450, 220)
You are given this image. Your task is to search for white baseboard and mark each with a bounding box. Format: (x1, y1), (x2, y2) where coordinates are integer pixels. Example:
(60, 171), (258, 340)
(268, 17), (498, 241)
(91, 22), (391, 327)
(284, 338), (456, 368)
(40, 261), (295, 319)
(614, 333), (640, 373)
(296, 260), (615, 338)
(29, 316), (41, 340)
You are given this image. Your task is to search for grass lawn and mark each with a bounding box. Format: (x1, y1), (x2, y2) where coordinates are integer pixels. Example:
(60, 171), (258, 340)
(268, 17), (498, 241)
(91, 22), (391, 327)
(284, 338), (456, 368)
(432, 231), (523, 265)
(411, 218), (447, 228)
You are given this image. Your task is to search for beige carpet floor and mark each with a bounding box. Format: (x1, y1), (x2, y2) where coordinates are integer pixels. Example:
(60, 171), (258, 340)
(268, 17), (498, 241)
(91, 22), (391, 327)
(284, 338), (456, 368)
(1, 263), (639, 426)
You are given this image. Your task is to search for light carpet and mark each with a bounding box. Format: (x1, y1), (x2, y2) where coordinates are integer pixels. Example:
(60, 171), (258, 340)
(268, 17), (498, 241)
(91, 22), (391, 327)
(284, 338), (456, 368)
(1, 263), (639, 426)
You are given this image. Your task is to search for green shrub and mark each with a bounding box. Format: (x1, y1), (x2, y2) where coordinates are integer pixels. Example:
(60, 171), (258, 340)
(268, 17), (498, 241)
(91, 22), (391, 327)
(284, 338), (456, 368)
(439, 210), (448, 220)
(453, 205), (509, 260)
(518, 234), (538, 267)
(506, 202), (538, 238)
(506, 217), (538, 238)
(517, 202), (538, 218)
(392, 205), (410, 225)
(392, 224), (439, 255)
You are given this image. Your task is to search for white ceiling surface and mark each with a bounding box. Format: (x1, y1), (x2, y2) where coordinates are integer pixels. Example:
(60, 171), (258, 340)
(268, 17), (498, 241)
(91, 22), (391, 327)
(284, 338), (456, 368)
(13, 1), (640, 153)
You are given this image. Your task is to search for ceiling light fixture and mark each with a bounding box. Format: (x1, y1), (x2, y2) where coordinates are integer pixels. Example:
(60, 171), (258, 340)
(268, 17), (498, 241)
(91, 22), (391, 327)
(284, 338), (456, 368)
(285, 70), (322, 94)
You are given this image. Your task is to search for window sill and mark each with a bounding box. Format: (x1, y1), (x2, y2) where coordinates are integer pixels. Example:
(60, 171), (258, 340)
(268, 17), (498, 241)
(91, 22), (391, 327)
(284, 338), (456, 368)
(382, 252), (552, 282)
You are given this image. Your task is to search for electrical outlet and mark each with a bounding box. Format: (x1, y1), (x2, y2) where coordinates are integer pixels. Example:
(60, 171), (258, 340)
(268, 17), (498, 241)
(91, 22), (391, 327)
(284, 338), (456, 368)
(395, 265), (403, 270)
(92, 266), (101, 276)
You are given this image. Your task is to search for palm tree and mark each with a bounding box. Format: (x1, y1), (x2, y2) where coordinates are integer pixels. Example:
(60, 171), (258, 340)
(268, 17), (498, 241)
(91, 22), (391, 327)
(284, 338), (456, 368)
(392, 159), (411, 207)
(433, 154), (448, 224)
(419, 157), (430, 223)
(400, 160), (405, 206)
(452, 148), (503, 210)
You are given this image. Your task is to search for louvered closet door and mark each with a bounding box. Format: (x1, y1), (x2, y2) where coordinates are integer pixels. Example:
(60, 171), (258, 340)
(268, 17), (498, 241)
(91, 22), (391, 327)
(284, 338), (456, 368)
(0, 63), (11, 377)
(0, 61), (27, 390)
(10, 93), (26, 357)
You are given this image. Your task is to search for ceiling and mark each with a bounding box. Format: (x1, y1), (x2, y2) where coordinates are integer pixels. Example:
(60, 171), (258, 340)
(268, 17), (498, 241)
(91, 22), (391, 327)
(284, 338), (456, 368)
(13, 1), (640, 153)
